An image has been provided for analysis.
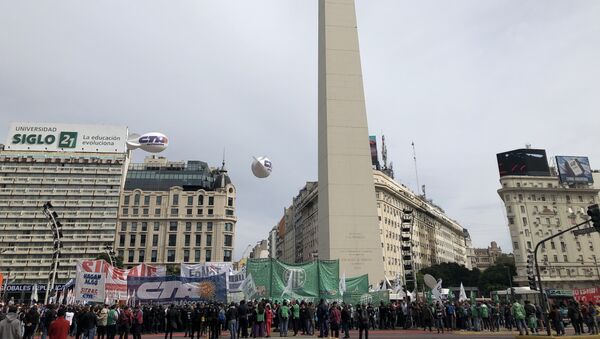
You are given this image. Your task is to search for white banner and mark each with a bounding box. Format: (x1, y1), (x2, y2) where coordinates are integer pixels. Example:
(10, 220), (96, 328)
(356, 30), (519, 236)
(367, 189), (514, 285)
(180, 262), (232, 278)
(74, 261), (106, 303)
(228, 271), (246, 293)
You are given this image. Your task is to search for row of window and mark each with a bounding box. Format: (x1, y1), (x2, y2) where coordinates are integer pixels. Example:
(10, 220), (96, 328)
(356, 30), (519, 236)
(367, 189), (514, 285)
(122, 248), (232, 263)
(119, 232), (234, 248)
(124, 194), (234, 207)
(122, 207), (235, 217)
(120, 221), (234, 232)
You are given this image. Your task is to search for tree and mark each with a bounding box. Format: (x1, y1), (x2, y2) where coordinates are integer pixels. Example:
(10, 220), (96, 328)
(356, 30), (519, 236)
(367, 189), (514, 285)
(478, 262), (516, 294)
(418, 262), (480, 288)
(95, 253), (124, 269)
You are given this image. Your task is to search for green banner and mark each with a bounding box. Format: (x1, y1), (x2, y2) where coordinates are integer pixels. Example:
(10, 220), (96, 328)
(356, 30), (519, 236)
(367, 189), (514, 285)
(343, 290), (389, 306)
(318, 260), (340, 300)
(246, 258), (272, 299)
(271, 260), (319, 300)
(345, 274), (369, 294)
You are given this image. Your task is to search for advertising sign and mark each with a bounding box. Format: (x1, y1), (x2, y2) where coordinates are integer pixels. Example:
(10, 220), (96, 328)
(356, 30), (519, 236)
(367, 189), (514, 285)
(0, 284), (66, 292)
(573, 287), (600, 304)
(496, 149), (551, 177)
(556, 156), (594, 184)
(5, 122), (127, 153)
(127, 274), (227, 304)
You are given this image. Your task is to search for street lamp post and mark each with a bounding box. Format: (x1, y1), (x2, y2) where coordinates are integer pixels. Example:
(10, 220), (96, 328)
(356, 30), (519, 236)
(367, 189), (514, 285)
(42, 202), (64, 305)
(505, 265), (514, 302)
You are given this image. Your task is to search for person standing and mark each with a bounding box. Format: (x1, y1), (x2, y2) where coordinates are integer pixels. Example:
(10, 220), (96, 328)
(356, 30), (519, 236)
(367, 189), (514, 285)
(23, 304), (40, 339)
(317, 299), (328, 338)
(256, 302), (266, 338)
(329, 302), (341, 339)
(97, 305), (108, 339)
(354, 304), (369, 339)
(265, 304), (273, 338)
(239, 301), (249, 339)
(42, 305), (57, 339)
(291, 300), (300, 336)
(0, 306), (22, 339)
(279, 301), (290, 337)
(49, 308), (71, 339)
(118, 306), (133, 339)
(131, 305), (143, 339)
(106, 305), (118, 339)
(227, 302), (239, 339)
(79, 306), (98, 339)
(341, 304), (351, 339)
(165, 304), (180, 339)
(434, 302), (445, 334)
(511, 301), (528, 336)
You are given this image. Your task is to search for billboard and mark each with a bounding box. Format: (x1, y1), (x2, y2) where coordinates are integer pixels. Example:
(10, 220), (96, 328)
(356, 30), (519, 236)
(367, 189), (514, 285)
(369, 136), (380, 170)
(573, 287), (600, 304)
(496, 149), (551, 177)
(556, 156), (593, 184)
(5, 122), (127, 153)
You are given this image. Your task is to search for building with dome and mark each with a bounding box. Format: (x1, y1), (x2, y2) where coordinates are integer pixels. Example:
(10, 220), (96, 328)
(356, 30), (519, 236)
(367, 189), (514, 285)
(116, 156), (236, 269)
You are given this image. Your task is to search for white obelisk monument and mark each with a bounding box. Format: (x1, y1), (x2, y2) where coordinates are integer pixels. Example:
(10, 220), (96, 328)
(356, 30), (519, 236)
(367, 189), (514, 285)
(317, 0), (385, 284)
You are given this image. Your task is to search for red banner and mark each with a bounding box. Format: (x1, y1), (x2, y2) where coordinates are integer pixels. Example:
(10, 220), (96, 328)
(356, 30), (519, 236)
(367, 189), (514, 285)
(573, 287), (600, 304)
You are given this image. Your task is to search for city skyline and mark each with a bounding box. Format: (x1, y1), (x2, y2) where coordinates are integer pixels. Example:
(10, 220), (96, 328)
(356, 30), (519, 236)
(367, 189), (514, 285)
(2, 0), (600, 259)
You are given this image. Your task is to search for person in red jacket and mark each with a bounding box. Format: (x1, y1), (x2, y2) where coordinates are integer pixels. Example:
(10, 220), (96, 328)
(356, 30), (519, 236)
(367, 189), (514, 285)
(49, 308), (71, 339)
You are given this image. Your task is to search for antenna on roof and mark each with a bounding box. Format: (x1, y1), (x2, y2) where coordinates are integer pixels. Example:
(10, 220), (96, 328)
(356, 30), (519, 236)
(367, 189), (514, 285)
(412, 142), (421, 195)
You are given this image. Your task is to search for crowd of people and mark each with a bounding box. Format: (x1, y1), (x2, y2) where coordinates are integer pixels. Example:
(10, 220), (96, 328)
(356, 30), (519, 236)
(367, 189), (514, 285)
(1, 297), (599, 339)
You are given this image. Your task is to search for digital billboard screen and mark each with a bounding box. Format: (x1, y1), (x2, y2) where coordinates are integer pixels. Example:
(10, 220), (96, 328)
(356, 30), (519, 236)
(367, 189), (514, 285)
(496, 149), (551, 177)
(369, 135), (380, 170)
(556, 156), (593, 184)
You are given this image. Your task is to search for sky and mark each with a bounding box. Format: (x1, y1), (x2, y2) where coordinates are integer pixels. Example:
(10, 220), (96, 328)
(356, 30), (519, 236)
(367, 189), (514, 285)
(1, 0), (599, 260)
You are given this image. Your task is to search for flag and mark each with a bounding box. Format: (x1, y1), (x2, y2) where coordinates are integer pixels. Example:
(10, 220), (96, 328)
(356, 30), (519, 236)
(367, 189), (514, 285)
(394, 273), (402, 294)
(339, 272), (346, 297)
(459, 282), (467, 302)
(431, 279), (443, 301)
(104, 294), (110, 306)
(60, 289), (67, 305)
(470, 290), (476, 305)
(31, 284), (38, 304)
(281, 270), (295, 298)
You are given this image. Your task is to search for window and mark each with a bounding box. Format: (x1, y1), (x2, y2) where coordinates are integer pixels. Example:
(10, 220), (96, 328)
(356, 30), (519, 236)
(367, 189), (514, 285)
(168, 234), (177, 246)
(208, 209), (213, 215)
(124, 196), (130, 205)
(197, 209), (203, 215)
(563, 255), (568, 262)
(527, 241), (532, 249)
(553, 255), (558, 262)
(224, 235), (233, 247)
(151, 250), (157, 263)
(121, 222), (127, 231)
(169, 222), (178, 232)
(153, 235), (159, 246)
(195, 250), (201, 262)
(224, 223), (233, 232)
(132, 208), (139, 215)
(142, 222), (147, 232)
(153, 222), (160, 231)
(224, 250), (232, 262)
(518, 194), (523, 202)
(122, 208), (129, 215)
(185, 222), (192, 232)
(167, 250), (176, 262)
(185, 234), (190, 247)
(524, 229), (530, 237)
(578, 195), (583, 202)
(195, 234), (201, 246)
(196, 222), (202, 232)
(156, 196), (162, 205)
(184, 250), (190, 262)
(228, 198), (233, 207)
(520, 206), (525, 213)
(119, 234), (125, 247)
(522, 217), (528, 225)
(134, 194), (140, 205)
(130, 235), (136, 247)
(172, 194), (179, 205)
(143, 208), (149, 215)
(513, 241), (519, 250)
(198, 195), (204, 205)
(187, 196), (193, 205)
(561, 242), (566, 251)
(205, 250), (212, 262)
(128, 250), (135, 263)
(144, 196), (150, 205)
(131, 222), (138, 232)
(550, 242), (556, 250)
(208, 196), (214, 205)
(170, 208), (178, 215)
(154, 208), (161, 216)
(140, 234), (146, 247)
(206, 234), (212, 247)
(187, 209), (193, 216)
(139, 250), (146, 262)
(506, 206), (512, 213)
(207, 222), (213, 232)
(226, 209), (234, 216)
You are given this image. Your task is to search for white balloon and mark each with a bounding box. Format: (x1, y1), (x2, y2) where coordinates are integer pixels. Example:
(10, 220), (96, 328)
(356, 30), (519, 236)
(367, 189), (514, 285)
(252, 156), (272, 178)
(127, 132), (169, 153)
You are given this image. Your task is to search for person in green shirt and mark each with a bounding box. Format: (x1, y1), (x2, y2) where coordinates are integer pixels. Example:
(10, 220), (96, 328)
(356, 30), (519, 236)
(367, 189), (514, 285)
(511, 301), (529, 336)
(279, 301), (290, 337)
(256, 302), (266, 337)
(106, 305), (119, 339)
(291, 300), (300, 336)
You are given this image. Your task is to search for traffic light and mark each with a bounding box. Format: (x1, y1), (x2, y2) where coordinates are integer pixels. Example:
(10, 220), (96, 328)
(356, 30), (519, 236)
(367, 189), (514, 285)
(526, 252), (537, 290)
(588, 204), (600, 231)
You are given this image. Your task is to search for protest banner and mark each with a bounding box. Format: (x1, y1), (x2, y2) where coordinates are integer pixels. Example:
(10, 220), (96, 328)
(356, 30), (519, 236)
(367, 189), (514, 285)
(127, 274), (227, 304)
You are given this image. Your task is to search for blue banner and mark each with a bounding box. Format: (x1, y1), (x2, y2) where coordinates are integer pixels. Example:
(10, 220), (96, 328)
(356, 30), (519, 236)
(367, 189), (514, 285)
(127, 274), (227, 304)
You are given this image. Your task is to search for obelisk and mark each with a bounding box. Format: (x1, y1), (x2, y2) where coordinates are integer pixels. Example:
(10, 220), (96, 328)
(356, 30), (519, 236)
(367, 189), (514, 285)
(317, 0), (384, 284)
